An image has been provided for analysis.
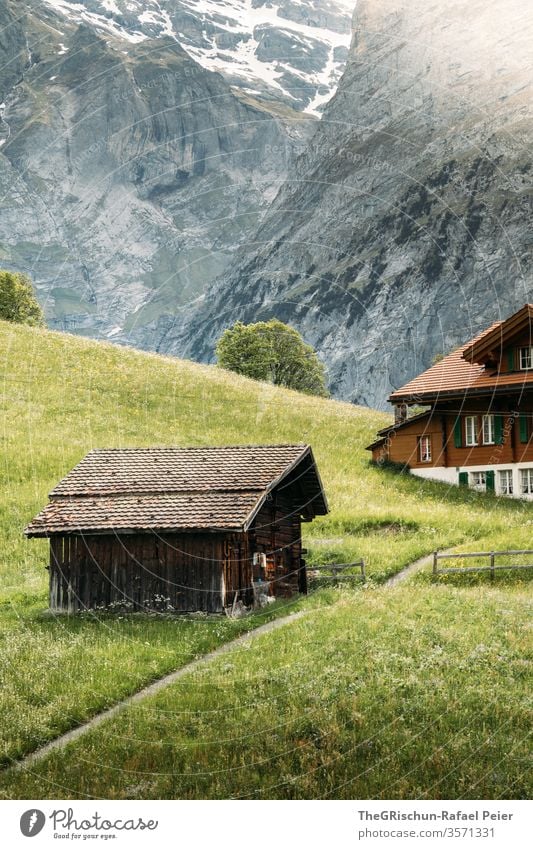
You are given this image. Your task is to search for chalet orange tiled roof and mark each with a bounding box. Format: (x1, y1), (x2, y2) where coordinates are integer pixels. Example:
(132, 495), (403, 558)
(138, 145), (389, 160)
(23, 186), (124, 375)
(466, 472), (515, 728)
(463, 304), (533, 362)
(25, 444), (328, 537)
(389, 321), (533, 402)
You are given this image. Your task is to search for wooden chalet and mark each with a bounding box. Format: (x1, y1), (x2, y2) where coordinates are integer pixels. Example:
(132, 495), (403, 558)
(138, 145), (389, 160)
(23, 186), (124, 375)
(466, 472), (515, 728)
(25, 445), (328, 613)
(367, 304), (533, 498)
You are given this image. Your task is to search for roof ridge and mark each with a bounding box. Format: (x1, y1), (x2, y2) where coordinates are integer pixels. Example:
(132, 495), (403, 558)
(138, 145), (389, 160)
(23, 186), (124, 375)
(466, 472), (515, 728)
(85, 444), (309, 452)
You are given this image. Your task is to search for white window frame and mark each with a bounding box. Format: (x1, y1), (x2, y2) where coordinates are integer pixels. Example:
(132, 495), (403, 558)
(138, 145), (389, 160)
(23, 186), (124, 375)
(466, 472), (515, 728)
(482, 414), (495, 445)
(419, 435), (431, 463)
(521, 468), (533, 495)
(498, 469), (513, 496)
(470, 471), (486, 491)
(519, 347), (533, 370)
(465, 415), (478, 446)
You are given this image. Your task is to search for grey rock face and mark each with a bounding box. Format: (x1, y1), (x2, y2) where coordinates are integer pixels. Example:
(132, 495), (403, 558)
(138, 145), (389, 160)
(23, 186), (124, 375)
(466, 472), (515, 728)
(0, 0), (314, 343)
(39, 0), (355, 115)
(174, 0), (533, 408)
(0, 2), (27, 100)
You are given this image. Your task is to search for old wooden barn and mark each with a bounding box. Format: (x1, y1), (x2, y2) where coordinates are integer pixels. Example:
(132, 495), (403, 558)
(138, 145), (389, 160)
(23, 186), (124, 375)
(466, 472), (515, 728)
(25, 444), (328, 613)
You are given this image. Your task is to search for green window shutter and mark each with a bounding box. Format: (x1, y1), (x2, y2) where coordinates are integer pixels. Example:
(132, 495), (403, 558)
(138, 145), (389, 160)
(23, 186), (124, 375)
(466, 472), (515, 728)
(507, 347), (515, 371)
(519, 414), (528, 444)
(453, 417), (463, 448)
(494, 415), (504, 445)
(458, 471), (468, 486)
(486, 470), (495, 492)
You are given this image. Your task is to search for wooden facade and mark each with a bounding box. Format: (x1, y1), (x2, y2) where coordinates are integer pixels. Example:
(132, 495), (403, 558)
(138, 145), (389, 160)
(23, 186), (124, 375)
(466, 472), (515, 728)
(370, 401), (533, 471)
(26, 445), (327, 613)
(250, 490), (306, 597)
(49, 533), (228, 614)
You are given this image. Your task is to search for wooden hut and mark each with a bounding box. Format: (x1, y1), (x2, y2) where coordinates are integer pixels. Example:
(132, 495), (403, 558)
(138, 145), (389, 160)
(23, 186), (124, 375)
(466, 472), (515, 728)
(25, 444), (328, 613)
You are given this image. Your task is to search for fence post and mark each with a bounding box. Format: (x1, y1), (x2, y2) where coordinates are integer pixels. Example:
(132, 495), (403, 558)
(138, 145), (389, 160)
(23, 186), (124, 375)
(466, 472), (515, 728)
(361, 560), (366, 582)
(490, 552), (495, 581)
(433, 551), (438, 577)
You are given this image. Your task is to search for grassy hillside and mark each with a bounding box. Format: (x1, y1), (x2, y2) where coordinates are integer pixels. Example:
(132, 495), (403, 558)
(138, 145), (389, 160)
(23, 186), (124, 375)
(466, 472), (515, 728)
(0, 320), (531, 794)
(3, 319), (533, 602)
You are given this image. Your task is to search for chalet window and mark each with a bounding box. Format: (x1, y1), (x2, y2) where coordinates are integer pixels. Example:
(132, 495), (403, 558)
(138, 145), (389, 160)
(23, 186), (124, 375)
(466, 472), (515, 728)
(418, 435), (431, 463)
(520, 468), (533, 495)
(519, 347), (533, 370)
(470, 471), (486, 491)
(498, 470), (513, 496)
(465, 416), (478, 446)
(482, 414), (495, 445)
(520, 414), (529, 443)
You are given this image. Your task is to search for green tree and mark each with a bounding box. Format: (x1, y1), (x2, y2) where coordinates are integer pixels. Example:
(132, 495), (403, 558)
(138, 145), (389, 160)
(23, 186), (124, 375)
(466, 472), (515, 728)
(0, 270), (44, 326)
(216, 319), (329, 397)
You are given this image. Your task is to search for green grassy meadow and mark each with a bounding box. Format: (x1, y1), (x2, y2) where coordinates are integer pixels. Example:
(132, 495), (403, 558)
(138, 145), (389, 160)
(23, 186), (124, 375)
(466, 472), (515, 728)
(3, 584), (530, 800)
(0, 320), (531, 796)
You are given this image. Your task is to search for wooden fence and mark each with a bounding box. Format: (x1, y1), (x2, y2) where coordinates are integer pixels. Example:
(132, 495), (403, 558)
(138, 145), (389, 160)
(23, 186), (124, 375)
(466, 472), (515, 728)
(433, 549), (533, 580)
(309, 560), (366, 585)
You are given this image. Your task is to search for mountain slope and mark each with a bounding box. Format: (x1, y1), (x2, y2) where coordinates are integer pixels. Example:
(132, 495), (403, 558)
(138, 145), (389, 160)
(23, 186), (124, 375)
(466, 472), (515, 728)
(40, 0), (355, 114)
(0, 0), (315, 343)
(175, 0), (533, 408)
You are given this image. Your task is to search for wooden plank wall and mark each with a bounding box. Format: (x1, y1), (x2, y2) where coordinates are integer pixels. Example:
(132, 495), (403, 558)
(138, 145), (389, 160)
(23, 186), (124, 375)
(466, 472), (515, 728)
(252, 491), (303, 597)
(49, 532), (227, 613)
(381, 414), (443, 467)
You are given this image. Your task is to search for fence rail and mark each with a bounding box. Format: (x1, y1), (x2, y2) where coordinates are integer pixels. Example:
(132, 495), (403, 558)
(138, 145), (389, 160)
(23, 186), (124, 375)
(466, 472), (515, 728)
(309, 560), (366, 583)
(433, 549), (533, 580)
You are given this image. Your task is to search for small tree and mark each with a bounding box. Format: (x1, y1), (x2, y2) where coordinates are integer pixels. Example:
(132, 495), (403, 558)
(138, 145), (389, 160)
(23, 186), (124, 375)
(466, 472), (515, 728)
(0, 270), (44, 326)
(216, 319), (329, 397)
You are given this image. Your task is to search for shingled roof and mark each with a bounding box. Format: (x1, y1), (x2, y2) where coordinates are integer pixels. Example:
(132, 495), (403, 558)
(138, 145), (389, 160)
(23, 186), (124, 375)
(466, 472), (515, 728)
(25, 445), (328, 537)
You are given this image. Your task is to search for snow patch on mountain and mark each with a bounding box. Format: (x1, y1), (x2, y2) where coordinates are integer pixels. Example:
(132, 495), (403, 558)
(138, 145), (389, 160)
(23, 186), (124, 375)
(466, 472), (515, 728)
(42, 0), (147, 41)
(41, 0), (356, 113)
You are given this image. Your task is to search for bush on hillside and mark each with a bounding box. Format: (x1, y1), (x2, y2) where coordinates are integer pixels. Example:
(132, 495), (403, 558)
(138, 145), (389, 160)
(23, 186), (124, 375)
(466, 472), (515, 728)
(0, 270), (44, 326)
(215, 319), (329, 397)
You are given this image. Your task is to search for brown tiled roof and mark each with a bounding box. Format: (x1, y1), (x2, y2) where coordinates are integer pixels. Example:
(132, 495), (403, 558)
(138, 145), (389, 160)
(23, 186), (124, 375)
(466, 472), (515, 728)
(389, 320), (533, 402)
(50, 445), (310, 496)
(25, 492), (264, 536)
(25, 445), (328, 537)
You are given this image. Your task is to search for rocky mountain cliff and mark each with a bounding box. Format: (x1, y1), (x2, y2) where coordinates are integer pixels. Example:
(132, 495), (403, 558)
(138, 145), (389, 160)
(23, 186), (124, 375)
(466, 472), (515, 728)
(40, 0), (355, 114)
(174, 0), (533, 408)
(0, 0), (325, 340)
